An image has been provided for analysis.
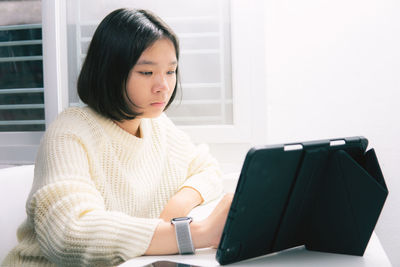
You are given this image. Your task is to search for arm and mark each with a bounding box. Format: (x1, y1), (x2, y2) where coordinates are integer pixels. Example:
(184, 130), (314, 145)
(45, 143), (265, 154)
(31, 131), (161, 266)
(181, 144), (224, 204)
(146, 193), (233, 255)
(159, 186), (203, 222)
(160, 114), (223, 204)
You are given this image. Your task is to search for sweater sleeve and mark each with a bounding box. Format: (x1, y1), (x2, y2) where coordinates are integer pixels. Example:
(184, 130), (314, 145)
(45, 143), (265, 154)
(27, 131), (161, 266)
(179, 143), (224, 204)
(158, 113), (224, 204)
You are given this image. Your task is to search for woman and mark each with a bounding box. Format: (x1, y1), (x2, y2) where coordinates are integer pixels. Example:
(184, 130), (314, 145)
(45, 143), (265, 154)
(3, 8), (232, 266)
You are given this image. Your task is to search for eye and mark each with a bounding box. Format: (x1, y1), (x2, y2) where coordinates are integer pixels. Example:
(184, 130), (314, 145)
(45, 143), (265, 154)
(139, 71), (153, 76)
(167, 70), (176, 75)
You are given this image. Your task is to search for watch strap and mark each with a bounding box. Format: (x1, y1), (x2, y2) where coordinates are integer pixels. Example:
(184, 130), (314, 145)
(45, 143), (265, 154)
(171, 218), (195, 254)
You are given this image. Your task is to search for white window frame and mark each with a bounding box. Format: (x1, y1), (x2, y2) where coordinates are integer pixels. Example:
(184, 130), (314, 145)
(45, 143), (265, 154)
(181, 0), (267, 145)
(42, 0), (69, 125)
(0, 132), (43, 164)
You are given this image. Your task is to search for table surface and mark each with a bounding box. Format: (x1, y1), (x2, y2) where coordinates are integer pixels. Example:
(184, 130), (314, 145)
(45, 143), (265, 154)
(120, 233), (391, 267)
(120, 197), (392, 267)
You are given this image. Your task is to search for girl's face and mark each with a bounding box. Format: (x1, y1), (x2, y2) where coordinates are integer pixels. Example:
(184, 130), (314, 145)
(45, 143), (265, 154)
(126, 38), (177, 119)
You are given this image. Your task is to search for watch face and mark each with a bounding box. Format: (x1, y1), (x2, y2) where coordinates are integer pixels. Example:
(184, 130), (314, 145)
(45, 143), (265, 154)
(171, 217), (193, 223)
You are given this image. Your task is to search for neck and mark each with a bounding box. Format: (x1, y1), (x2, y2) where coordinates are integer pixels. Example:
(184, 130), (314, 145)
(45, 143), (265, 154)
(114, 119), (142, 138)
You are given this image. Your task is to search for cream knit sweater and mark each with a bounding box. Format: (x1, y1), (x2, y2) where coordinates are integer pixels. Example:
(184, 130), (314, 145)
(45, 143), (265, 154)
(2, 107), (223, 267)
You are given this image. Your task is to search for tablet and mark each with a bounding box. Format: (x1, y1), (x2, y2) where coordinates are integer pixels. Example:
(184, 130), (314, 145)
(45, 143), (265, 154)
(216, 136), (388, 265)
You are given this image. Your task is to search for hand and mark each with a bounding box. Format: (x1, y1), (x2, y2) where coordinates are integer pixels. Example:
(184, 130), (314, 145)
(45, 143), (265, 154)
(203, 193), (234, 248)
(146, 193), (233, 255)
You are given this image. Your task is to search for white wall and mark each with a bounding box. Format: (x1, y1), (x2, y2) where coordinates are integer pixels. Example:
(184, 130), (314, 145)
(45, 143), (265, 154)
(262, 0), (400, 265)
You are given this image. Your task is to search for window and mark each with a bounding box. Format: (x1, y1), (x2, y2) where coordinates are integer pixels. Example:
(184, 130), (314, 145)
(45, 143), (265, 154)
(63, 0), (262, 148)
(66, 0), (233, 126)
(0, 0), (44, 165)
(0, 24), (45, 132)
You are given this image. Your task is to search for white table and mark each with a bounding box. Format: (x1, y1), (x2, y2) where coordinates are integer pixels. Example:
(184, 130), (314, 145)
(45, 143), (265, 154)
(120, 233), (391, 266)
(120, 195), (392, 267)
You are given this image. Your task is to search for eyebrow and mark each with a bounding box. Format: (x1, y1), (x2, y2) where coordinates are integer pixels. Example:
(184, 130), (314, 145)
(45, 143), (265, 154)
(136, 60), (178, 66)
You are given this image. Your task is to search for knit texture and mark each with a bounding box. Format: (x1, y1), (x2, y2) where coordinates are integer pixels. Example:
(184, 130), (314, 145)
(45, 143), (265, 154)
(2, 107), (223, 267)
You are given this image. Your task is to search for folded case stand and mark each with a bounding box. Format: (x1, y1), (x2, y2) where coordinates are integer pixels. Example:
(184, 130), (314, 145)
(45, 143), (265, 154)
(271, 139), (388, 256)
(216, 136), (388, 265)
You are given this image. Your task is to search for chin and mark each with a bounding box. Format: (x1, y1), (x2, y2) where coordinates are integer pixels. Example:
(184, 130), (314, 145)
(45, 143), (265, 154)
(144, 111), (164, 119)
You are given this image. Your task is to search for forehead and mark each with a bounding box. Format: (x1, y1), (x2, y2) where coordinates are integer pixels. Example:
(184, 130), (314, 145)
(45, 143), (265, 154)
(136, 38), (177, 65)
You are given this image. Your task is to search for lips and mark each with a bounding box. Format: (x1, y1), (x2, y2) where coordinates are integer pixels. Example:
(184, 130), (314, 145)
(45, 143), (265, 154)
(150, 101), (167, 107)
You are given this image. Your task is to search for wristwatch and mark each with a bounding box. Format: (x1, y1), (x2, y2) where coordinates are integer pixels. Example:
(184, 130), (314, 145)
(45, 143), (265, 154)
(170, 217), (195, 254)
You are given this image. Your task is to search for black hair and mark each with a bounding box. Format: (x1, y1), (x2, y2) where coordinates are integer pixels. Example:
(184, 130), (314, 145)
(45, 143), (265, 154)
(77, 8), (180, 121)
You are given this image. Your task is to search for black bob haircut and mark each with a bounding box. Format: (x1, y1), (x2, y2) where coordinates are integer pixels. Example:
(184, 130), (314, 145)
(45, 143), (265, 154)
(77, 8), (180, 121)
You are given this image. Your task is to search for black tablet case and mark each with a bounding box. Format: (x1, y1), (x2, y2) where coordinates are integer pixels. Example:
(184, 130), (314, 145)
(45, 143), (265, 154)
(216, 136), (388, 265)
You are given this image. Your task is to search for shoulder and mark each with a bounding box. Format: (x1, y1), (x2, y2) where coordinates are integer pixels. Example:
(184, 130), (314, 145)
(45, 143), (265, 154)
(149, 113), (197, 155)
(150, 113), (191, 141)
(44, 106), (105, 141)
(151, 112), (174, 127)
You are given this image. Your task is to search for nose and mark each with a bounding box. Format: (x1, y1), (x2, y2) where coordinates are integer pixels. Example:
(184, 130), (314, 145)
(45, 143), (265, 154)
(152, 73), (170, 93)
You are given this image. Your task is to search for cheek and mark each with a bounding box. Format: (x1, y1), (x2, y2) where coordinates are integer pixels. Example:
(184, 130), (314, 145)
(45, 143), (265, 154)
(126, 78), (148, 101)
(169, 77), (177, 91)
